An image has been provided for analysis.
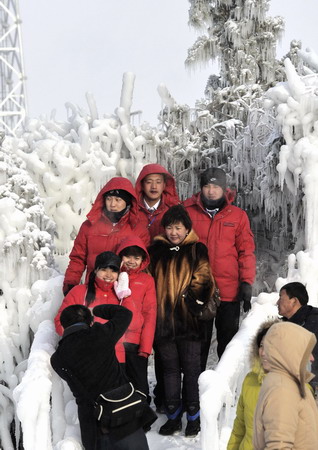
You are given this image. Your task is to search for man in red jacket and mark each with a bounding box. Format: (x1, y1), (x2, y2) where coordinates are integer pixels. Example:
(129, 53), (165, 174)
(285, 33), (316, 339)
(184, 167), (256, 358)
(135, 164), (180, 241)
(135, 164), (180, 411)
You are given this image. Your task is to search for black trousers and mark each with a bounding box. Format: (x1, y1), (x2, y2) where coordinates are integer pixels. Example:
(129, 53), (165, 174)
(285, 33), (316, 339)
(77, 401), (98, 450)
(154, 320), (213, 406)
(200, 318), (214, 371)
(153, 343), (165, 407)
(124, 343), (149, 397)
(156, 338), (201, 406)
(215, 301), (240, 358)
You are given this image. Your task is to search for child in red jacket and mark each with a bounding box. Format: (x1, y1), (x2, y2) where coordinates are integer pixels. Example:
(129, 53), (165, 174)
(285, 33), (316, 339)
(117, 236), (157, 401)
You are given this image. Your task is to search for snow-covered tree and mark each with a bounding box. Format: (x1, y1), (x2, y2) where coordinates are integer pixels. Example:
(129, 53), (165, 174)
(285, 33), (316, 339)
(14, 76), (160, 265)
(186, 0), (285, 88)
(0, 135), (56, 449)
(169, 0), (293, 291)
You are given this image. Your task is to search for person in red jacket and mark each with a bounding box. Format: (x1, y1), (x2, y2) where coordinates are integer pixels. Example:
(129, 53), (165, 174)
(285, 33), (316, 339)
(116, 236), (157, 403)
(63, 177), (150, 295)
(135, 164), (180, 410)
(184, 167), (256, 358)
(135, 164), (180, 242)
(55, 251), (128, 363)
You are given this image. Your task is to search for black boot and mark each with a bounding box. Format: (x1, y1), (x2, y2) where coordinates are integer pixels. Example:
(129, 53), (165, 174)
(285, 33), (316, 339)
(185, 402), (200, 437)
(185, 417), (200, 437)
(159, 417), (182, 435)
(159, 401), (182, 436)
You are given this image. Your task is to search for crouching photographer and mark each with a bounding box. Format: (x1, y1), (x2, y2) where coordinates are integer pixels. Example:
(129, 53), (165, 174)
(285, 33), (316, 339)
(51, 303), (156, 450)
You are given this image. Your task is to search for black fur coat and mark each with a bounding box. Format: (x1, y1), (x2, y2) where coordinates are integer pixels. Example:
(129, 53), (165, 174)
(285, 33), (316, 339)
(148, 229), (215, 341)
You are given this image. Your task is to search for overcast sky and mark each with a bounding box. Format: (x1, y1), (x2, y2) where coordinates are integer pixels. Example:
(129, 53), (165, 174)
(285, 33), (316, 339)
(20, 0), (318, 125)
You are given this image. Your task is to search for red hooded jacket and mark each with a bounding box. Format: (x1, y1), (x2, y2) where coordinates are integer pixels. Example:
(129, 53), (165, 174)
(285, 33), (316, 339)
(183, 190), (256, 302)
(135, 164), (180, 241)
(117, 236), (157, 356)
(54, 277), (126, 363)
(63, 177), (150, 291)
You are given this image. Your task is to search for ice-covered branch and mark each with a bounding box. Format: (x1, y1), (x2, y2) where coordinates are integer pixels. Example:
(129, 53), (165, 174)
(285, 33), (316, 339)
(12, 75), (161, 258)
(0, 143), (57, 449)
(13, 321), (58, 450)
(267, 58), (318, 250)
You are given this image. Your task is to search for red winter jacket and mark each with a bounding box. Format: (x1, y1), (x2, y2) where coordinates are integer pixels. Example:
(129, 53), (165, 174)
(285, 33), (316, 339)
(135, 164), (180, 241)
(183, 190), (256, 302)
(54, 277), (126, 363)
(117, 236), (157, 356)
(63, 177), (150, 291)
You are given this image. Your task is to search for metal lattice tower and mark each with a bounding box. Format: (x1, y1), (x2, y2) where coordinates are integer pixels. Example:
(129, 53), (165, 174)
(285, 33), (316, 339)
(0, 0), (27, 136)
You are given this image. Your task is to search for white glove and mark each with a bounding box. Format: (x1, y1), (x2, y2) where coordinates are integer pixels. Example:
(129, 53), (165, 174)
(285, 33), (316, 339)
(114, 272), (131, 301)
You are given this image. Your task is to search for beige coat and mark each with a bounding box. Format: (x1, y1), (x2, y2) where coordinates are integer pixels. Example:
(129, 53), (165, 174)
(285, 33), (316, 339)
(253, 322), (318, 450)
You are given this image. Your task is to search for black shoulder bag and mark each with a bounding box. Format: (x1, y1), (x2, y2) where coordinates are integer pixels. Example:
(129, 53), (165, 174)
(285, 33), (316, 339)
(94, 382), (148, 428)
(60, 365), (156, 432)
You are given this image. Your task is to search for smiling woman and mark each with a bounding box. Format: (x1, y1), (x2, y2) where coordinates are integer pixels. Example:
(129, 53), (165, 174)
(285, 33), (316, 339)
(95, 267), (119, 284)
(54, 251), (132, 363)
(148, 204), (216, 437)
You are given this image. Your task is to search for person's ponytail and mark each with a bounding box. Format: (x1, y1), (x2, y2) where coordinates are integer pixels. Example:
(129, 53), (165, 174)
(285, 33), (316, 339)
(85, 271), (96, 306)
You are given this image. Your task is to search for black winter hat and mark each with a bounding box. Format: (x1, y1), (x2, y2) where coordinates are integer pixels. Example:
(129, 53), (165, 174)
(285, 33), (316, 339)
(94, 251), (121, 271)
(104, 189), (132, 206)
(200, 167), (227, 190)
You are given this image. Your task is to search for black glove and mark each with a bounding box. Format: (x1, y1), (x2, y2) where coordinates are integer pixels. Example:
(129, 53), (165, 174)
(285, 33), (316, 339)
(93, 304), (132, 322)
(183, 290), (204, 316)
(237, 282), (252, 312)
(63, 284), (75, 296)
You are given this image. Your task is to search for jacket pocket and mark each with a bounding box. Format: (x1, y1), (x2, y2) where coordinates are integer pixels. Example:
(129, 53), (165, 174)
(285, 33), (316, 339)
(220, 221), (236, 241)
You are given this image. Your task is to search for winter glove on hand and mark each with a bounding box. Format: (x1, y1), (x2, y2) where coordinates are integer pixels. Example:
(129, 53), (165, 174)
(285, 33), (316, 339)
(114, 272), (131, 301)
(93, 304), (131, 320)
(237, 282), (252, 312)
(183, 290), (204, 316)
(63, 284), (75, 296)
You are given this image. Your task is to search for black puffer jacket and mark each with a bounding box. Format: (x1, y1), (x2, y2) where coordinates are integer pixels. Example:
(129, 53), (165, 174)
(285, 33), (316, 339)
(283, 305), (318, 386)
(51, 305), (133, 450)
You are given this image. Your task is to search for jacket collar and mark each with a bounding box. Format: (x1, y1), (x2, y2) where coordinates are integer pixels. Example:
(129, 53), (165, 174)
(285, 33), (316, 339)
(153, 228), (199, 247)
(191, 192), (234, 220)
(143, 197), (161, 211)
(86, 177), (138, 226)
(139, 197), (166, 215)
(95, 276), (115, 291)
(284, 305), (313, 326)
(62, 323), (90, 339)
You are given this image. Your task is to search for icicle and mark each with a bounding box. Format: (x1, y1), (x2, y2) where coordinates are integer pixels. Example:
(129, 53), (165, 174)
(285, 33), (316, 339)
(119, 72), (136, 125)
